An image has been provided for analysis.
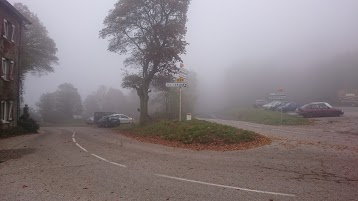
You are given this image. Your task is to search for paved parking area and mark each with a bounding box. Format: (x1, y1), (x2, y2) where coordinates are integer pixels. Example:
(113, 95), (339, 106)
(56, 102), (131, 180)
(305, 107), (358, 135)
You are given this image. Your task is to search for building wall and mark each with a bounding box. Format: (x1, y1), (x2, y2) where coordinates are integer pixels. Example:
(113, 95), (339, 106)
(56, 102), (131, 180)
(0, 3), (22, 129)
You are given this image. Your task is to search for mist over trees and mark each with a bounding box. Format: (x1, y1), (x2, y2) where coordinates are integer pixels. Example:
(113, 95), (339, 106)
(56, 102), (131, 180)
(100, 0), (191, 124)
(83, 86), (139, 119)
(151, 71), (198, 119)
(219, 51), (358, 110)
(14, 3), (58, 100)
(36, 83), (82, 123)
(14, 0), (357, 122)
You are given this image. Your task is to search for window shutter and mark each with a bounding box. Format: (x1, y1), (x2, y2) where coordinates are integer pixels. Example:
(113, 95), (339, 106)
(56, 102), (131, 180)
(1, 101), (6, 122)
(3, 19), (8, 38)
(11, 25), (15, 42)
(8, 101), (13, 121)
(10, 61), (14, 80)
(1, 58), (6, 80)
(2, 59), (8, 81)
(1, 58), (4, 78)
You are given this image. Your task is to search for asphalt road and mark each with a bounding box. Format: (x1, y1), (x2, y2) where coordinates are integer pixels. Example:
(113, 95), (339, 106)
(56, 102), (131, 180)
(0, 121), (357, 201)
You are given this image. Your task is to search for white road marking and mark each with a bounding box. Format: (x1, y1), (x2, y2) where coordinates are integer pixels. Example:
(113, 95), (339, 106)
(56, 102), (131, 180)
(155, 174), (296, 197)
(69, 130), (127, 168)
(109, 161), (127, 168)
(76, 143), (88, 152)
(91, 153), (109, 162)
(68, 129), (295, 196)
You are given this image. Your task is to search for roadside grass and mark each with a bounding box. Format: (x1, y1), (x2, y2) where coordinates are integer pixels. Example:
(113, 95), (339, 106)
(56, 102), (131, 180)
(231, 108), (310, 125)
(116, 119), (261, 145)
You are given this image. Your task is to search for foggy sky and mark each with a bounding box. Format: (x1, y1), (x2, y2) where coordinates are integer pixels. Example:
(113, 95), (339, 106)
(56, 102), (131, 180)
(8, 0), (358, 111)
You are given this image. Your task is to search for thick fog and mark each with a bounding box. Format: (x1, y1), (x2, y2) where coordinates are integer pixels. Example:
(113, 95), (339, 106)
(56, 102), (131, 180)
(8, 0), (358, 114)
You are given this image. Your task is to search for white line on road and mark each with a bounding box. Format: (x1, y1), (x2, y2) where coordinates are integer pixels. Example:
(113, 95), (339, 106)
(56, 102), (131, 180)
(69, 130), (127, 168)
(91, 153), (109, 162)
(90, 154), (127, 168)
(76, 143), (88, 152)
(109, 161), (127, 168)
(155, 174), (296, 197)
(68, 129), (293, 196)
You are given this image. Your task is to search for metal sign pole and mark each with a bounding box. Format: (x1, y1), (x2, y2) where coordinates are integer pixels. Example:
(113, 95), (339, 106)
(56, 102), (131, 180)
(179, 86), (182, 121)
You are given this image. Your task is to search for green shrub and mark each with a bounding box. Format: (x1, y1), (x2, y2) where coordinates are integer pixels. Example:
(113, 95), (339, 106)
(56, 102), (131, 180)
(0, 126), (28, 138)
(17, 104), (40, 133)
(18, 117), (40, 133)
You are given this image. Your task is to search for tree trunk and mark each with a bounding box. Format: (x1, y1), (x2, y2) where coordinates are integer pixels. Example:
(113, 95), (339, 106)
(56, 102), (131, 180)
(137, 85), (150, 125)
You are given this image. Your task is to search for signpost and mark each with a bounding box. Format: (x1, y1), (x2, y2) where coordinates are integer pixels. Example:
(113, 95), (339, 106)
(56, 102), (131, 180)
(269, 91), (285, 123)
(179, 68), (188, 78)
(268, 90), (286, 124)
(165, 83), (187, 87)
(268, 92), (286, 100)
(166, 63), (188, 121)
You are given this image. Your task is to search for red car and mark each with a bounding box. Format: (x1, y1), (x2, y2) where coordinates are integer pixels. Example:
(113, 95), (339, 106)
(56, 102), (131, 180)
(296, 102), (344, 118)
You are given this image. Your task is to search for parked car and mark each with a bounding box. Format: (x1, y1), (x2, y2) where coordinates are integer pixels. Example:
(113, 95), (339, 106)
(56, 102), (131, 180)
(269, 101), (285, 111)
(96, 115), (121, 128)
(253, 100), (267, 108)
(86, 117), (94, 125)
(262, 101), (281, 110)
(296, 102), (344, 118)
(276, 102), (301, 112)
(109, 114), (134, 124)
(94, 112), (115, 124)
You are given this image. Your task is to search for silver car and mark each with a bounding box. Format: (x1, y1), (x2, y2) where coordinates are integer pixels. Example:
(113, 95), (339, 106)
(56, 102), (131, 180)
(109, 114), (134, 124)
(262, 101), (281, 110)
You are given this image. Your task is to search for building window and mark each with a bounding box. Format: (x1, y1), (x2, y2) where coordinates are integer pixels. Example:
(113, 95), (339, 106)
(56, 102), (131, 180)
(3, 19), (8, 39)
(2, 19), (15, 42)
(1, 58), (8, 81)
(1, 58), (14, 81)
(0, 101), (13, 123)
(8, 101), (13, 121)
(11, 25), (15, 42)
(10, 61), (14, 80)
(1, 101), (7, 123)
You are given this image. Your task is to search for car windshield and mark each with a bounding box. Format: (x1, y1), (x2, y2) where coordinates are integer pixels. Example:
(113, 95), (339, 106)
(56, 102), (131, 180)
(301, 103), (311, 109)
(324, 103), (333, 108)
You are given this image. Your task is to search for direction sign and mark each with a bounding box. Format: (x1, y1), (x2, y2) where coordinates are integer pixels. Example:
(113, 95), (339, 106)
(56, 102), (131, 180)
(178, 68), (188, 78)
(166, 82), (187, 88)
(268, 96), (286, 100)
(268, 92), (286, 100)
(179, 72), (188, 78)
(179, 68), (188, 73)
(176, 77), (185, 83)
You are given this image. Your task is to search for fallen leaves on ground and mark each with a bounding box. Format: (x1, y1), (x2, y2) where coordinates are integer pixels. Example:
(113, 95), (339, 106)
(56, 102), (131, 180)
(119, 131), (271, 151)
